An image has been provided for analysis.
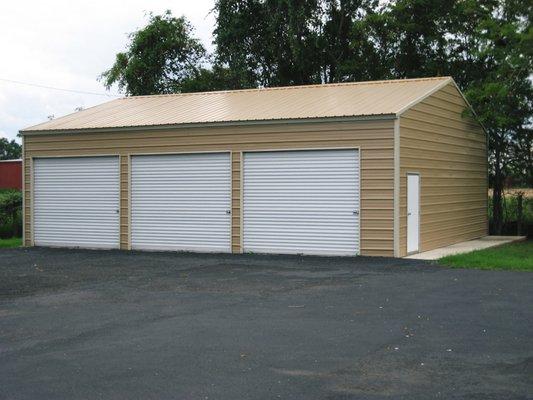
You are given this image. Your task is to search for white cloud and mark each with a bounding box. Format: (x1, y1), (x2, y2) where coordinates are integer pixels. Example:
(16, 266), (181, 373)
(0, 0), (216, 142)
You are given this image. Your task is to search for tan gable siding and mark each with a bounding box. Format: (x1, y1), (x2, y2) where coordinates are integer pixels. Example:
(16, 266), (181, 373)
(398, 83), (487, 256)
(23, 119), (395, 256)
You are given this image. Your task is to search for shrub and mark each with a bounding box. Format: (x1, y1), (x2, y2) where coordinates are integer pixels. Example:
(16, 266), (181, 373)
(488, 191), (533, 237)
(0, 189), (22, 239)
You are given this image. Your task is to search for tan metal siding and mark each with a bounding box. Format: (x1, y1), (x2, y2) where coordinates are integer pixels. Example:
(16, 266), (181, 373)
(23, 120), (395, 256)
(398, 83), (487, 256)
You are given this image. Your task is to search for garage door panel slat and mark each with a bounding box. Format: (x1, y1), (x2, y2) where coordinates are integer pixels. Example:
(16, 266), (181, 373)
(33, 156), (120, 249)
(244, 150), (360, 256)
(131, 153), (231, 252)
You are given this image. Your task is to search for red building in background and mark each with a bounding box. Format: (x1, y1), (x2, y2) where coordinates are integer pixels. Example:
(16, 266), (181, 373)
(0, 159), (22, 190)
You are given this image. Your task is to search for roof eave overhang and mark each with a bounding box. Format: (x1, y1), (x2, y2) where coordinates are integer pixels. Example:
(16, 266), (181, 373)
(19, 114), (398, 136)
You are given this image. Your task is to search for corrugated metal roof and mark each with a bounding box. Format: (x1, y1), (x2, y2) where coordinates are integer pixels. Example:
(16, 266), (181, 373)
(21, 77), (453, 133)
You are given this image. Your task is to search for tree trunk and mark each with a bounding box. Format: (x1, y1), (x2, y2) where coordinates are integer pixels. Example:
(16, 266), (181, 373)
(492, 148), (504, 235)
(516, 193), (523, 236)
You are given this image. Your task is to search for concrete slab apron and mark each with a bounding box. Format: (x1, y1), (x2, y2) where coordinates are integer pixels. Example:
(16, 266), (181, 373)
(406, 235), (527, 260)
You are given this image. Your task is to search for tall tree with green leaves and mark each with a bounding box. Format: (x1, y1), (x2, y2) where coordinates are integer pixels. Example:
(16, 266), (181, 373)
(460, 0), (532, 233)
(100, 11), (208, 95)
(213, 0), (381, 86)
(214, 0), (325, 87)
(366, 0), (532, 233)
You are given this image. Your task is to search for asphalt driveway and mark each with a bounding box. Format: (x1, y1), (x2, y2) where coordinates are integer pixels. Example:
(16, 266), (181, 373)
(0, 248), (531, 400)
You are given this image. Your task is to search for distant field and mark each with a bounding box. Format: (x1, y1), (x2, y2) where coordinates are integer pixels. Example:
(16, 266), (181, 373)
(488, 188), (533, 197)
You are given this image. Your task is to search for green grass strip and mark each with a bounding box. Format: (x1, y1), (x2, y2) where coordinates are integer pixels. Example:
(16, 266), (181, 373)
(438, 240), (532, 271)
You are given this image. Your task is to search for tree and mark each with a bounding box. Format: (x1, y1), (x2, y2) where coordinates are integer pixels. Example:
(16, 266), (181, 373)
(214, 0), (325, 87)
(365, 0), (532, 233)
(319, 0), (384, 83)
(460, 0), (532, 233)
(0, 138), (21, 160)
(213, 0), (381, 87)
(509, 128), (533, 187)
(100, 11), (208, 95)
(180, 65), (237, 93)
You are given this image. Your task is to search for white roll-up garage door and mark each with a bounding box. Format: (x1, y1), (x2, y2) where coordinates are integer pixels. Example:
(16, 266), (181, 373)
(131, 153), (231, 252)
(243, 149), (360, 256)
(33, 156), (120, 249)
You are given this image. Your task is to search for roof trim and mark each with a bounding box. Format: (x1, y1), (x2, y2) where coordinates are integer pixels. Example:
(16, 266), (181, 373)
(447, 79), (488, 134)
(0, 159), (22, 162)
(395, 76), (487, 135)
(115, 76), (451, 99)
(20, 113), (397, 136)
(395, 77), (452, 116)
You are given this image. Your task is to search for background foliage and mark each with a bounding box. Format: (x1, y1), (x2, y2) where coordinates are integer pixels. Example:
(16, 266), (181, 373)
(0, 189), (22, 239)
(0, 138), (21, 160)
(100, 11), (209, 95)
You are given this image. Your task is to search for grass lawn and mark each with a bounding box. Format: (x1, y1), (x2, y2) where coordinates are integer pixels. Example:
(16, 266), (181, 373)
(438, 240), (533, 271)
(0, 237), (22, 249)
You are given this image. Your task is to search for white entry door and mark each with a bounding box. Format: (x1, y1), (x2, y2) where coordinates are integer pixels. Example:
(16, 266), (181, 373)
(243, 149), (360, 256)
(407, 173), (420, 253)
(33, 156), (120, 249)
(131, 153), (231, 252)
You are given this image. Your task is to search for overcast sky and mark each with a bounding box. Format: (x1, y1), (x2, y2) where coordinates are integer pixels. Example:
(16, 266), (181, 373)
(0, 0), (216, 143)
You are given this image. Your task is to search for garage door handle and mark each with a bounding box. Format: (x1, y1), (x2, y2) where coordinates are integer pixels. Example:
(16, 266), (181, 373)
(226, 210), (231, 215)
(353, 210), (359, 216)
(116, 209), (120, 214)
(407, 212), (412, 216)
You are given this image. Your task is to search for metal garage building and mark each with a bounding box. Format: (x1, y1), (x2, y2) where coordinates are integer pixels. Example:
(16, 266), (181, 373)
(20, 77), (487, 257)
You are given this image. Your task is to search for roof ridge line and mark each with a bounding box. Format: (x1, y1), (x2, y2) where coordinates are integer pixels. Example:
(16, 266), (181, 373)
(121, 76), (452, 100)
